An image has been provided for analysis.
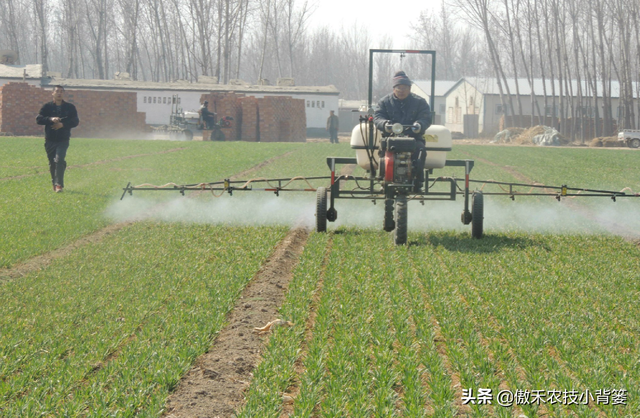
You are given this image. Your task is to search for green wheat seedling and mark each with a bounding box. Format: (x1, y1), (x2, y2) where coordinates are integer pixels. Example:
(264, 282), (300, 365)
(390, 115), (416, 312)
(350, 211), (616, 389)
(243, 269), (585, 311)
(0, 223), (286, 416)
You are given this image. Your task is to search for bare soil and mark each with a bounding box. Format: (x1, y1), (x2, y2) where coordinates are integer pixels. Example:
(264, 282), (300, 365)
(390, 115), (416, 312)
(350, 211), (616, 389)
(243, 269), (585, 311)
(163, 226), (309, 418)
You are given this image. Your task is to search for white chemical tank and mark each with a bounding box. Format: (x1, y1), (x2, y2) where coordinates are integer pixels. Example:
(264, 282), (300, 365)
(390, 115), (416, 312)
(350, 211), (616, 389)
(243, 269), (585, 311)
(350, 123), (380, 171)
(350, 123), (452, 171)
(422, 125), (452, 169)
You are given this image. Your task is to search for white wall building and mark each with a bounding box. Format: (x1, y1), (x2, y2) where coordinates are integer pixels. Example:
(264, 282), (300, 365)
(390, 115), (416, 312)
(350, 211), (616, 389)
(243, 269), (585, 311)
(444, 77), (639, 135)
(412, 80), (458, 125)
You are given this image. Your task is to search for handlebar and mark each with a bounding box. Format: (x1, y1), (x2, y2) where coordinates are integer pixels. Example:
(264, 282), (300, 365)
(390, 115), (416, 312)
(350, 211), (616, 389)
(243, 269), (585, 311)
(384, 122), (421, 135)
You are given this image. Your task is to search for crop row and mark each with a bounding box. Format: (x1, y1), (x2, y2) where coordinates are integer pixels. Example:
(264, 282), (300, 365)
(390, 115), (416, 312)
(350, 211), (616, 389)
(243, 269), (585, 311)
(0, 222), (286, 416)
(230, 228), (639, 417)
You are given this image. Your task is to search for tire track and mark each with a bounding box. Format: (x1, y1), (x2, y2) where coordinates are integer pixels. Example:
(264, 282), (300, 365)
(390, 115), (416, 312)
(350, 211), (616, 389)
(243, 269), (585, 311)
(0, 222), (135, 282)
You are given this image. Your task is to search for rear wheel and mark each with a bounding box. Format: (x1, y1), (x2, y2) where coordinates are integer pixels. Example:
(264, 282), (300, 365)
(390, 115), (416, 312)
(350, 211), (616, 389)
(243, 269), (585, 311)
(316, 187), (328, 232)
(630, 138), (640, 148)
(383, 199), (395, 232)
(394, 195), (408, 245)
(471, 191), (484, 239)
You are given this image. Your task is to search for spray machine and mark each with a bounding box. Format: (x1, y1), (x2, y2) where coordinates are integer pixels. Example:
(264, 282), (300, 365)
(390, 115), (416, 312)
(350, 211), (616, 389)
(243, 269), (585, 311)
(121, 49), (640, 245)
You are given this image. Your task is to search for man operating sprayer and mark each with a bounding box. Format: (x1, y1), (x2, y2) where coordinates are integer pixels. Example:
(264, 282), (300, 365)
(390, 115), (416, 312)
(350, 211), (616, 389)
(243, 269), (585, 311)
(374, 70), (432, 192)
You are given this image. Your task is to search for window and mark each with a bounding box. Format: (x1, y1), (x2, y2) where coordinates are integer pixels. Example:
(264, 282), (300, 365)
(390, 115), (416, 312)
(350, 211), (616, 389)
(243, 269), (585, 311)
(143, 97), (147, 103)
(317, 101), (320, 108)
(312, 101), (315, 108)
(163, 97), (166, 104)
(439, 104), (446, 114)
(307, 100), (310, 107)
(153, 97), (156, 104)
(322, 101), (325, 108)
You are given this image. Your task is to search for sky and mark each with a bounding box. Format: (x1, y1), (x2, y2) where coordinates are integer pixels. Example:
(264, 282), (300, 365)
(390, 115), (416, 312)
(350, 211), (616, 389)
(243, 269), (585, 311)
(306, 0), (441, 49)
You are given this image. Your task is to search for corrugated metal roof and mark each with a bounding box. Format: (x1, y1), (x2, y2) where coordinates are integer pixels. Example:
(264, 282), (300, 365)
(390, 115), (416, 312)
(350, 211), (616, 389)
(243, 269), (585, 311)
(0, 64), (44, 79)
(462, 77), (635, 98)
(40, 77), (340, 95)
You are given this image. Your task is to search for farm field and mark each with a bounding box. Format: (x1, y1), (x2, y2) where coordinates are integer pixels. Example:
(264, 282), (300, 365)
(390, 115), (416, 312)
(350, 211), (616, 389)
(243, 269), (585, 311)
(0, 136), (639, 417)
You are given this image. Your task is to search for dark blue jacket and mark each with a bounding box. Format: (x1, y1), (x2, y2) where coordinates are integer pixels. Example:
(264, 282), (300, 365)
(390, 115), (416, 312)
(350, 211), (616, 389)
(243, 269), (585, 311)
(36, 101), (80, 142)
(374, 92), (431, 140)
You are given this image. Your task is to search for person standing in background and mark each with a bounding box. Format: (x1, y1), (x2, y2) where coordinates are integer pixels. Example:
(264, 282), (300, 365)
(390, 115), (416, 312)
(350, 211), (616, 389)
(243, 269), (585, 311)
(326, 110), (339, 144)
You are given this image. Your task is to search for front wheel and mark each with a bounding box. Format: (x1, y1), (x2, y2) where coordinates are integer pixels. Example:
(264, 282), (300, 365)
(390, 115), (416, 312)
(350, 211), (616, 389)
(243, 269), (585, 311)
(316, 187), (328, 232)
(394, 195), (408, 245)
(471, 191), (484, 238)
(383, 199), (395, 232)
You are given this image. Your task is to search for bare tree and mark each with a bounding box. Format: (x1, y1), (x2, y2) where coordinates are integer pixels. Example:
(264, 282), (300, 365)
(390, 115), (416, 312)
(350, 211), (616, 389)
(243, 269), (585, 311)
(33, 0), (50, 73)
(283, 0), (314, 78)
(453, 0), (514, 117)
(0, 0), (21, 62)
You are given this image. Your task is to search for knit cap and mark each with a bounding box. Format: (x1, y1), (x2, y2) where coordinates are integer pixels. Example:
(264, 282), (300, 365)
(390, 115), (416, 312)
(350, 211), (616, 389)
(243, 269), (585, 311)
(392, 71), (412, 87)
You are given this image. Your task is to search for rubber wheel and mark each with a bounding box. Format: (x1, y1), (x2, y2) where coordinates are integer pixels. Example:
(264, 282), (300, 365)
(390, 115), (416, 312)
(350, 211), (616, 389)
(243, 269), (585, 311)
(213, 129), (225, 141)
(471, 191), (484, 239)
(316, 187), (328, 232)
(383, 199), (395, 232)
(394, 195), (408, 245)
(182, 129), (193, 141)
(630, 138), (640, 148)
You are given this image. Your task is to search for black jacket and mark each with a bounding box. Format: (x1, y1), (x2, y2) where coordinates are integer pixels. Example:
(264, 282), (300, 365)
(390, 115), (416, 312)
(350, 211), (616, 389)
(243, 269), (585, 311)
(36, 101), (80, 142)
(374, 93), (432, 140)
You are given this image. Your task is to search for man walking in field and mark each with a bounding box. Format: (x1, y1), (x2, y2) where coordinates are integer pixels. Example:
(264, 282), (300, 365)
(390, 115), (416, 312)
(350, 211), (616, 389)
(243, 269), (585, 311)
(36, 85), (80, 193)
(326, 110), (339, 144)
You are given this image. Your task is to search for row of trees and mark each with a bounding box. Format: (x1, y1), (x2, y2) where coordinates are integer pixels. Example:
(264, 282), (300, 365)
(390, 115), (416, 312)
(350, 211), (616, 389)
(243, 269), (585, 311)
(2, 0), (639, 137)
(446, 0), (640, 137)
